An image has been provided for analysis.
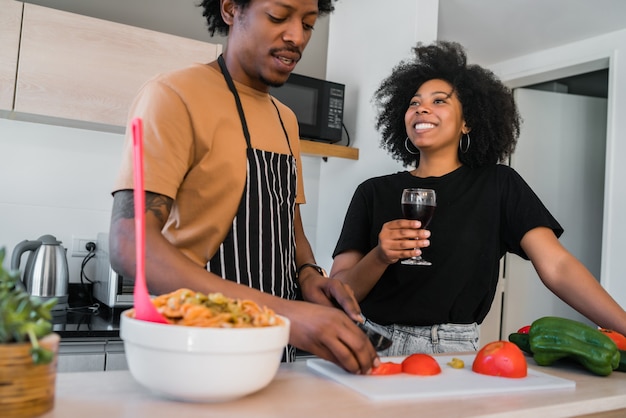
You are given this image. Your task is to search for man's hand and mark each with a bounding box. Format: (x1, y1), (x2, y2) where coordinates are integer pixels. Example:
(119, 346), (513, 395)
(285, 299), (379, 374)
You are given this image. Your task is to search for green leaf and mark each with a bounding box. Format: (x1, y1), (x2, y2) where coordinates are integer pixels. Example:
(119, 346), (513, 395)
(0, 246), (54, 362)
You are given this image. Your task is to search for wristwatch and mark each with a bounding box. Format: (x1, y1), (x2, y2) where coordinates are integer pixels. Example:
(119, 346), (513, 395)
(296, 263), (328, 278)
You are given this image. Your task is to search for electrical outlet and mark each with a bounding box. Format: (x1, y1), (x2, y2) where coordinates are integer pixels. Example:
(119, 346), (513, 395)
(71, 236), (96, 257)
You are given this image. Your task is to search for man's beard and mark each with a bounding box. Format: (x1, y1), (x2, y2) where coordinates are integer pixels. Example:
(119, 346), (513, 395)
(261, 75), (287, 89)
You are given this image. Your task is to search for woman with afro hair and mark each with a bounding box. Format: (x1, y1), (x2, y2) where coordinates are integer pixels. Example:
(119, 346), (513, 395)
(330, 41), (626, 356)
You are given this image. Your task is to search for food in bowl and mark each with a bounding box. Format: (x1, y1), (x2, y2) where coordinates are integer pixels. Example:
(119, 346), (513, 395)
(144, 288), (285, 328)
(120, 289), (290, 402)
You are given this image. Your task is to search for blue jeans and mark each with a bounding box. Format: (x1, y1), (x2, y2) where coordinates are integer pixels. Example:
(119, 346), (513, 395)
(365, 318), (480, 357)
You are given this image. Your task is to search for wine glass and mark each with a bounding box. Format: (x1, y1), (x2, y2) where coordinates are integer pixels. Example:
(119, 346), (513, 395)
(401, 188), (436, 265)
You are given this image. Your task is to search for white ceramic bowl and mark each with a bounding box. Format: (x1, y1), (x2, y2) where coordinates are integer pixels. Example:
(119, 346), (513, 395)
(120, 310), (290, 402)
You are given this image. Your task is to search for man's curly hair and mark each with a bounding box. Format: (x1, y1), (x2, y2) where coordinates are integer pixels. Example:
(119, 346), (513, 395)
(198, 0), (336, 36)
(374, 41), (521, 168)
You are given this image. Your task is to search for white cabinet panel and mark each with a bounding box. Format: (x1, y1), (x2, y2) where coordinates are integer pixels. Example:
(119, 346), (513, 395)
(105, 340), (128, 371)
(105, 353), (128, 371)
(58, 340), (106, 373)
(58, 353), (106, 373)
(15, 3), (221, 127)
(0, 0), (22, 111)
(58, 338), (128, 372)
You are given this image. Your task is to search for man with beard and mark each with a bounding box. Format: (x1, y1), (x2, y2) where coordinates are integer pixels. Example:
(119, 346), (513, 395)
(109, 0), (378, 374)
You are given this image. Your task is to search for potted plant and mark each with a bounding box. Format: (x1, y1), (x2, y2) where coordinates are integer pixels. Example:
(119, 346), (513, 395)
(0, 247), (59, 417)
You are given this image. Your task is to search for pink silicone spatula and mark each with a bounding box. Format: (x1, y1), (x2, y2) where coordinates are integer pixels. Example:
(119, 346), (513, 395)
(131, 117), (167, 323)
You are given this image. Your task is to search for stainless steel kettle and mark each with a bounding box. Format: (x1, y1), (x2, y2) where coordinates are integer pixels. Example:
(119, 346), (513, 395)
(10, 234), (69, 312)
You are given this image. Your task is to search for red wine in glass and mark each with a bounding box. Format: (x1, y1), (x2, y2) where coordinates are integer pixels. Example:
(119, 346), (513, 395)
(401, 188), (436, 265)
(402, 204), (435, 228)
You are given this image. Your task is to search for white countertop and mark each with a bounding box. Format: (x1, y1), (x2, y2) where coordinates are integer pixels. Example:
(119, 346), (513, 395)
(42, 357), (626, 418)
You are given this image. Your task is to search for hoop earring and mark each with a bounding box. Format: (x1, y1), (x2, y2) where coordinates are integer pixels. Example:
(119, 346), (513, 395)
(459, 133), (471, 153)
(404, 137), (419, 155)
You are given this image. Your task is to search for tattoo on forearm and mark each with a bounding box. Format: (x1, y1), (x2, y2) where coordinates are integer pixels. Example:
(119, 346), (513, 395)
(145, 193), (173, 223)
(111, 190), (173, 224)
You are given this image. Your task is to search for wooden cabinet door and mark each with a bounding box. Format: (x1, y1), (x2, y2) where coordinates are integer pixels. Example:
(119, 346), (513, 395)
(0, 0), (22, 112)
(15, 3), (221, 128)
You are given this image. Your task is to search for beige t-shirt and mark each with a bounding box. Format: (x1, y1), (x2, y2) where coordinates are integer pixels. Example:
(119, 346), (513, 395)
(114, 63), (305, 266)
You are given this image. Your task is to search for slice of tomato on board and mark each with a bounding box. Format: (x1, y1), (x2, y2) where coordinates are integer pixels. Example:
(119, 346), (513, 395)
(370, 361), (402, 375)
(472, 340), (527, 378)
(401, 353), (442, 376)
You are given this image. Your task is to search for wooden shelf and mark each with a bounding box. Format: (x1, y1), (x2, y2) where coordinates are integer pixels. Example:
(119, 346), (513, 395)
(300, 140), (359, 160)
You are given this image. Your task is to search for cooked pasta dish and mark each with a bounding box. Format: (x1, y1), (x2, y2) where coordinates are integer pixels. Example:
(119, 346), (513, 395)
(136, 288), (284, 328)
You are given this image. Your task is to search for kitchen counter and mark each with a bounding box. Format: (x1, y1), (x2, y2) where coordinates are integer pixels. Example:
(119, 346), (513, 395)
(43, 357), (626, 418)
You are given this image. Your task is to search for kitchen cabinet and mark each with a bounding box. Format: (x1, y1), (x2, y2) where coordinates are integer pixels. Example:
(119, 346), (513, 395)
(0, 0), (21, 112)
(14, 3), (222, 128)
(58, 337), (128, 373)
(104, 340), (128, 371)
(57, 339), (106, 373)
(6, 2), (358, 160)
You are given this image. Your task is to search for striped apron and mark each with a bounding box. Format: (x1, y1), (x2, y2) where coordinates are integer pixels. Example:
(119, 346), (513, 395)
(208, 55), (298, 361)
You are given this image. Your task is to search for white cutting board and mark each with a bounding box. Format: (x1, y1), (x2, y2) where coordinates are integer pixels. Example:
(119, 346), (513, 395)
(307, 354), (575, 401)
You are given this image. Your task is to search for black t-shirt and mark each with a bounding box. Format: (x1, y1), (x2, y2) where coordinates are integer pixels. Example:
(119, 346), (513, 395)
(333, 164), (563, 326)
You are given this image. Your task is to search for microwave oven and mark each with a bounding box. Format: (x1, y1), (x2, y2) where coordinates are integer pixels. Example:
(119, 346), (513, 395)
(270, 73), (345, 143)
(92, 233), (134, 308)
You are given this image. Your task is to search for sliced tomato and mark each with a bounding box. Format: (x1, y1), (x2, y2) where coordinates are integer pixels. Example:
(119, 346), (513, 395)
(401, 353), (442, 376)
(370, 361), (402, 375)
(472, 340), (527, 378)
(599, 328), (626, 350)
(517, 325), (531, 334)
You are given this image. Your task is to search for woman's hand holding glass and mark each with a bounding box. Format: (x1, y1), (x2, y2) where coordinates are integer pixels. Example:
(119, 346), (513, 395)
(375, 218), (432, 266)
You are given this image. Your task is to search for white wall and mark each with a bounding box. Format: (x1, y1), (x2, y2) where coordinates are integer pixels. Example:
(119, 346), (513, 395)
(0, 119), (123, 282)
(299, 156), (322, 251)
(488, 28), (626, 309)
(0, 118), (324, 283)
(313, 0), (439, 271)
